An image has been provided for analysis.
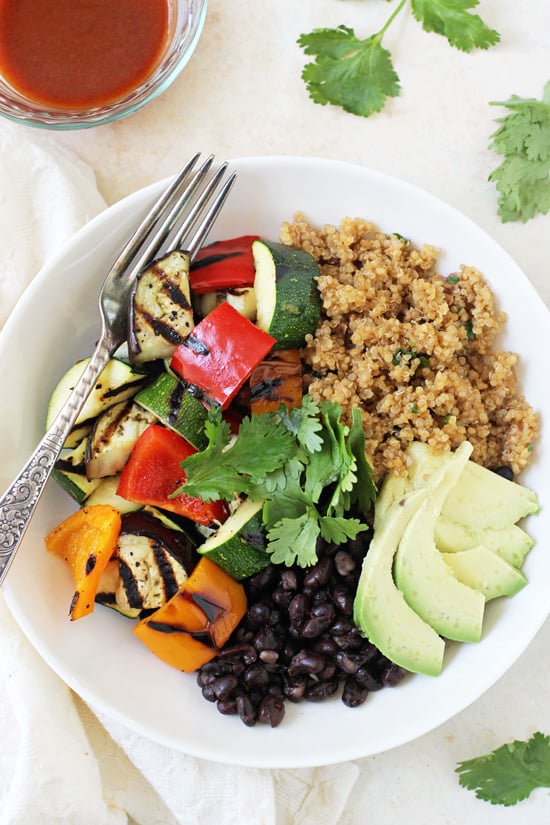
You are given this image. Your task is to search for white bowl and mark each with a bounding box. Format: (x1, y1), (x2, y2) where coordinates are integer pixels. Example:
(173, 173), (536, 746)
(1, 156), (549, 768)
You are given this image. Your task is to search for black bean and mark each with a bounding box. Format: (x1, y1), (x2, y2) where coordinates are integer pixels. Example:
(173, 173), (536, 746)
(272, 587), (293, 608)
(380, 662), (407, 687)
(258, 694), (285, 727)
(304, 680), (339, 701)
(259, 649), (279, 664)
(243, 664), (271, 689)
(217, 698), (238, 715)
(303, 557), (333, 589)
(302, 602), (336, 638)
(493, 465), (514, 481)
(342, 677), (369, 708)
(330, 584), (354, 616)
(210, 674), (239, 700)
(284, 675), (307, 702)
(236, 694), (257, 726)
(254, 625), (284, 653)
(312, 636), (339, 658)
(288, 592), (309, 629)
(280, 569), (299, 591)
(334, 550), (356, 576)
(355, 666), (383, 691)
(246, 602), (271, 628)
(288, 649), (326, 677)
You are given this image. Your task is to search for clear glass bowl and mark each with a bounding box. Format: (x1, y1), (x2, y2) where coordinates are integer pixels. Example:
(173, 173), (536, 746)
(0, 0), (207, 130)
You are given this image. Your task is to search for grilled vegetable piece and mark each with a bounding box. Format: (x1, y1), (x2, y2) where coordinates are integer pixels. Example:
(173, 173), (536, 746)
(85, 400), (157, 480)
(197, 498), (270, 579)
(128, 250), (194, 364)
(133, 557), (247, 672)
(135, 371), (209, 451)
(170, 301), (275, 409)
(194, 285), (257, 321)
(189, 235), (259, 293)
(45, 504), (121, 621)
(95, 510), (197, 618)
(249, 349), (303, 415)
(116, 423), (229, 527)
(85, 475), (142, 513)
(252, 239), (321, 349)
(46, 357), (150, 448)
(52, 437), (102, 503)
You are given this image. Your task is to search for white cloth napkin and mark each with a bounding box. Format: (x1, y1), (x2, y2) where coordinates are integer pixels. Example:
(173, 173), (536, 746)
(0, 123), (359, 825)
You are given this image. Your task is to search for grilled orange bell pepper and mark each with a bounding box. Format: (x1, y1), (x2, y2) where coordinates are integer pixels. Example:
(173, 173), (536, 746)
(45, 504), (121, 620)
(133, 557), (247, 672)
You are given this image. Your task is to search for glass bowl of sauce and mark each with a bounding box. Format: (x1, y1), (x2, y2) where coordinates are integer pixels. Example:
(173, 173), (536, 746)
(0, 0), (207, 129)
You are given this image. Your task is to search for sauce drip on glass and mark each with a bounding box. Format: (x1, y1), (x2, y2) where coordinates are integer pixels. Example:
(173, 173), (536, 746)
(0, 0), (171, 109)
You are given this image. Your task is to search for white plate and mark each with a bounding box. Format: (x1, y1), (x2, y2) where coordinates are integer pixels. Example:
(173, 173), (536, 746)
(1, 156), (549, 768)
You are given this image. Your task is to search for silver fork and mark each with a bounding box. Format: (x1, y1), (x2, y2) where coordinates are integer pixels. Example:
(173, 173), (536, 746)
(0, 153), (236, 587)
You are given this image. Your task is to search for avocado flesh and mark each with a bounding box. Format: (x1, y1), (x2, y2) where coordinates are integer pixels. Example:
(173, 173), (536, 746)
(376, 441), (539, 567)
(441, 546), (527, 600)
(435, 519), (534, 569)
(393, 442), (486, 644)
(353, 488), (446, 677)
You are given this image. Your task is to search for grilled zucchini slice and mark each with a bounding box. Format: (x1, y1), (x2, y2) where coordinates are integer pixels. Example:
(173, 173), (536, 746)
(128, 250), (194, 364)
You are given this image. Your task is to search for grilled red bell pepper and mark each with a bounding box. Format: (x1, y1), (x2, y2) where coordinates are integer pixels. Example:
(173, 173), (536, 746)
(170, 301), (275, 409)
(189, 235), (259, 294)
(116, 424), (228, 526)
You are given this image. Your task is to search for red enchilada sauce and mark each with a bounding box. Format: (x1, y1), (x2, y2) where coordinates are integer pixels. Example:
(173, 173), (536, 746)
(0, 0), (171, 109)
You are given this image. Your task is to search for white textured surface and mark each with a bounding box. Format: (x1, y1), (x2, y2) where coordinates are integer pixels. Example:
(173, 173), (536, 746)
(1, 0), (550, 822)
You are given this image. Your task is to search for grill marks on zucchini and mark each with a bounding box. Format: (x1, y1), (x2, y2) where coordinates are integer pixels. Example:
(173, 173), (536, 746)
(129, 250), (194, 364)
(85, 400), (156, 480)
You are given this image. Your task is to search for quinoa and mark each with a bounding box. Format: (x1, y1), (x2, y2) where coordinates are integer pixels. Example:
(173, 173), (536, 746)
(280, 213), (539, 482)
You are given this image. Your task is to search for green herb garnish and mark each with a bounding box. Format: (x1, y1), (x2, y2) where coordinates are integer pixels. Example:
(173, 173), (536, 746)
(174, 398), (376, 568)
(456, 732), (550, 806)
(298, 0), (499, 118)
(488, 80), (550, 223)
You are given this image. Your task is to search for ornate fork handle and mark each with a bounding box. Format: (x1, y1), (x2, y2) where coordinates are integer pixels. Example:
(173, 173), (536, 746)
(0, 337), (113, 586)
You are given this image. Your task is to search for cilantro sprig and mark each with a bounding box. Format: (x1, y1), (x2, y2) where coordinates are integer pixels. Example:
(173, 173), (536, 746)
(456, 731), (550, 806)
(174, 397), (376, 568)
(298, 0), (500, 118)
(488, 81), (550, 223)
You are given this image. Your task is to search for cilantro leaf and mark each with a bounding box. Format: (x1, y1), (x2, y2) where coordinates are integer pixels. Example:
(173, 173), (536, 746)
(319, 516), (368, 544)
(488, 81), (550, 222)
(456, 732), (550, 806)
(174, 396), (376, 567)
(277, 395), (324, 453)
(348, 408), (378, 510)
(298, 25), (400, 117)
(267, 511), (321, 568)
(410, 0), (500, 51)
(175, 412), (296, 501)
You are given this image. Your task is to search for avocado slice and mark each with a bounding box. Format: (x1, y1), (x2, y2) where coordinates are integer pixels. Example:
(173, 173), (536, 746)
(441, 546), (527, 600)
(393, 442), (486, 644)
(434, 519), (534, 569)
(376, 441), (539, 566)
(353, 488), (446, 677)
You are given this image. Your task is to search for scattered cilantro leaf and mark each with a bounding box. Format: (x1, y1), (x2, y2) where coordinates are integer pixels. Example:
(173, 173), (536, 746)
(488, 81), (550, 222)
(298, 25), (400, 118)
(456, 732), (550, 806)
(298, 0), (500, 118)
(410, 0), (499, 52)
